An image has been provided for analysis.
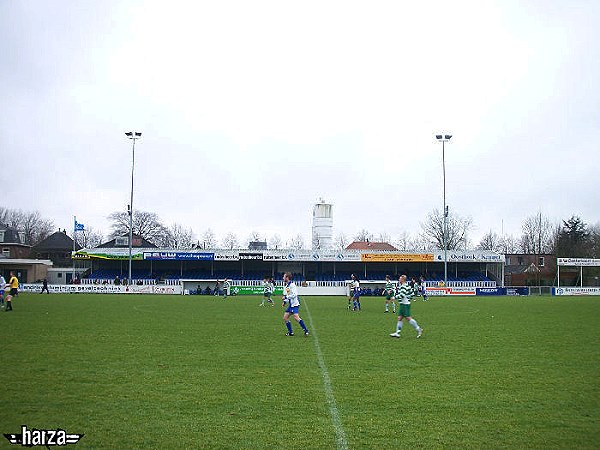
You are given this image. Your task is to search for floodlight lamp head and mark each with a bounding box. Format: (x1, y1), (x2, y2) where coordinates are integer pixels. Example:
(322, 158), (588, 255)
(435, 134), (443, 140)
(125, 132), (133, 137)
(444, 134), (452, 140)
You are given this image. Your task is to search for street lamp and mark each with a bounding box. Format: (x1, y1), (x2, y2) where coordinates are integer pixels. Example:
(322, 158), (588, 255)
(125, 131), (142, 286)
(435, 133), (452, 287)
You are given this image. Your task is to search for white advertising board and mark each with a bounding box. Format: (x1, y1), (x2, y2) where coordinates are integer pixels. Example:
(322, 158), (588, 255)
(21, 284), (182, 295)
(553, 287), (600, 296)
(557, 258), (600, 267)
(426, 287), (477, 296)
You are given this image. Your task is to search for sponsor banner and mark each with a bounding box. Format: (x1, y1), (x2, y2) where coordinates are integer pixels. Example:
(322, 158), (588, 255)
(476, 287), (507, 296)
(230, 285), (284, 295)
(311, 252), (362, 262)
(21, 284), (182, 295)
(435, 251), (505, 263)
(239, 252), (263, 260)
(506, 287), (529, 296)
(286, 251), (314, 261)
(361, 253), (434, 263)
(263, 254), (288, 261)
(557, 258), (600, 267)
(214, 253), (240, 261)
(426, 287), (477, 296)
(552, 287), (600, 296)
(72, 250), (144, 260)
(143, 252), (214, 261)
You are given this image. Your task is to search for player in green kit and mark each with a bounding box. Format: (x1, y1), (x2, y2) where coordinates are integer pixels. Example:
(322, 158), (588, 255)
(389, 275), (423, 338)
(383, 275), (396, 313)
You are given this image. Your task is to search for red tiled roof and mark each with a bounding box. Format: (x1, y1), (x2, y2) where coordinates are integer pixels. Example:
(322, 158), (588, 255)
(345, 241), (397, 251)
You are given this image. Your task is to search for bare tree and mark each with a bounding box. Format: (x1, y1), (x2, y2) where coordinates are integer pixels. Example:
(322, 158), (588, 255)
(74, 227), (104, 248)
(590, 223), (600, 258)
(354, 229), (373, 242)
(420, 208), (473, 250)
(394, 231), (414, 251)
(519, 212), (554, 254)
(162, 223), (195, 249)
(202, 228), (217, 249)
(334, 232), (349, 250)
(289, 234), (305, 250)
(108, 210), (167, 245)
(268, 234), (283, 250)
(222, 232), (239, 250)
(477, 230), (503, 252)
(499, 234), (519, 254)
(377, 232), (391, 243)
(0, 207), (54, 245)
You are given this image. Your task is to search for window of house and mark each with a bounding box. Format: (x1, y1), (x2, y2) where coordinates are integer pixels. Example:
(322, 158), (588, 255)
(538, 256), (545, 267)
(518, 256), (524, 265)
(58, 273), (62, 278)
(0, 231), (4, 242)
(2, 248), (9, 257)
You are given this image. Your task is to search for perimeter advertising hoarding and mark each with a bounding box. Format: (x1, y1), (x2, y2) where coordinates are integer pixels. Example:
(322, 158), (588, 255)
(426, 287), (476, 296)
(21, 284), (182, 294)
(552, 287), (600, 296)
(230, 285), (284, 295)
(361, 253), (434, 263)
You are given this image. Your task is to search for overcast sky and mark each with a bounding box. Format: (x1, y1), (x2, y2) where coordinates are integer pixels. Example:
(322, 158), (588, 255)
(1, 0), (599, 247)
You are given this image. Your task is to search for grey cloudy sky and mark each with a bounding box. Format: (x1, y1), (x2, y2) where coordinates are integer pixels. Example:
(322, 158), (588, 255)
(1, 0), (599, 247)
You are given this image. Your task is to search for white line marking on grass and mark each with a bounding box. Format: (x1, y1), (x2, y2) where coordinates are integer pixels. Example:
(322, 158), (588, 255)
(304, 300), (349, 450)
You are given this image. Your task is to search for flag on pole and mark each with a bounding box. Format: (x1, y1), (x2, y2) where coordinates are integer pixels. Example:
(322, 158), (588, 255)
(74, 218), (85, 231)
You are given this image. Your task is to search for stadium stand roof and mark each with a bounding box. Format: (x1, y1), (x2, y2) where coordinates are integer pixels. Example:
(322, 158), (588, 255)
(345, 241), (398, 251)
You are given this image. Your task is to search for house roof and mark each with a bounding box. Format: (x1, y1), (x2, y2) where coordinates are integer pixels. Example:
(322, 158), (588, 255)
(0, 224), (27, 245)
(32, 231), (81, 251)
(345, 241), (398, 251)
(97, 234), (158, 248)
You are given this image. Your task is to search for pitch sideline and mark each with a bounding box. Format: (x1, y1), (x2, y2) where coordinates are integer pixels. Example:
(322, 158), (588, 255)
(303, 300), (349, 450)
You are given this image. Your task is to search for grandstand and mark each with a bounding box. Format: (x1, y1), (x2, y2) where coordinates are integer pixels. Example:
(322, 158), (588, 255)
(75, 247), (504, 293)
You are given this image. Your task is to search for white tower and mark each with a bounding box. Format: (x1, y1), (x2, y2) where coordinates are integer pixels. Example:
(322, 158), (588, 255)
(312, 198), (333, 250)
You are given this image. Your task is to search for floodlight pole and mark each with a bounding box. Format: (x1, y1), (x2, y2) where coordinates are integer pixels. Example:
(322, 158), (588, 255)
(436, 133), (452, 287)
(126, 131), (142, 286)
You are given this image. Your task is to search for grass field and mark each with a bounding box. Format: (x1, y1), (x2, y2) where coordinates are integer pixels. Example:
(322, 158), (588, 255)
(1, 293), (599, 449)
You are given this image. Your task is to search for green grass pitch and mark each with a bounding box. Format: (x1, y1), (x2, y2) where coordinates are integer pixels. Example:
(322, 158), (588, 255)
(0, 293), (599, 449)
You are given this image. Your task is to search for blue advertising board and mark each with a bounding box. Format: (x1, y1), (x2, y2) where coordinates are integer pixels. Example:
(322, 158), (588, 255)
(476, 287), (507, 296)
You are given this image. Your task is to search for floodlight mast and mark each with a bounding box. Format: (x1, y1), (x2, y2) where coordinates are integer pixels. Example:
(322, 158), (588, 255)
(436, 133), (452, 288)
(125, 131), (142, 286)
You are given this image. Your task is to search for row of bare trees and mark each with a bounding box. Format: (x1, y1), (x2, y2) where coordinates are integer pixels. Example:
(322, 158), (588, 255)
(477, 213), (600, 258)
(2, 206), (598, 256)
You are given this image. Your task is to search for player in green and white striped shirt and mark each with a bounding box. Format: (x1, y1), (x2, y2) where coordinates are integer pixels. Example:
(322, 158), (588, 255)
(260, 277), (275, 306)
(389, 275), (423, 338)
(383, 275), (396, 313)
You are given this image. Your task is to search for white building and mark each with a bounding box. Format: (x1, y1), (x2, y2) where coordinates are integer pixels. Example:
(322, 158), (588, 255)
(312, 199), (333, 250)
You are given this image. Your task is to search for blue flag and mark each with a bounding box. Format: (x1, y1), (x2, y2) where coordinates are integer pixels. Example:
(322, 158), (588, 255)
(74, 219), (84, 231)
